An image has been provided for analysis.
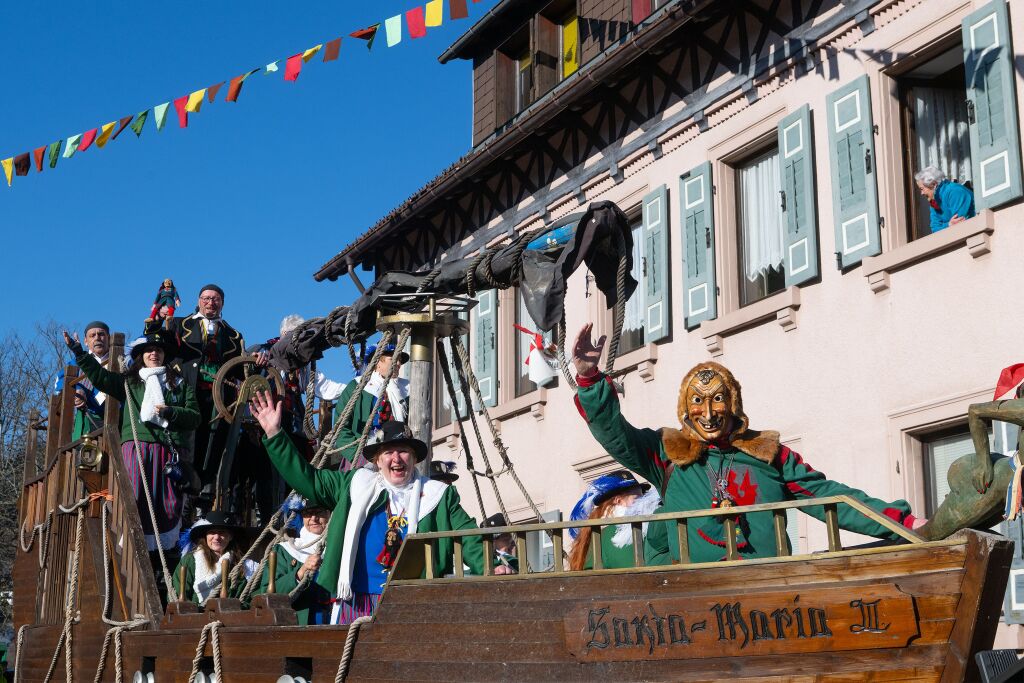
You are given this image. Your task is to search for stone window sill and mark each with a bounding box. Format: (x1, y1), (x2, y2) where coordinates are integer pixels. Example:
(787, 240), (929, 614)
(431, 420), (461, 449)
(861, 210), (995, 293)
(609, 343), (658, 383)
(489, 387), (548, 425)
(699, 287), (801, 357)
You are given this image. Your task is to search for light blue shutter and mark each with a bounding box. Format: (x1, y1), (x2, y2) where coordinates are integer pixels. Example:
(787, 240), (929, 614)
(679, 162), (717, 328)
(826, 75), (880, 268)
(441, 327), (468, 421)
(963, 0), (1023, 209)
(642, 185), (671, 344)
(473, 289), (498, 408)
(778, 105), (820, 287)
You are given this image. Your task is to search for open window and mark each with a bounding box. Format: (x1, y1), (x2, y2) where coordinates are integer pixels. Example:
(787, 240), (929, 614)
(496, 29), (533, 124)
(535, 1), (578, 98)
(735, 145), (786, 306)
(514, 288), (551, 397)
(619, 213), (647, 353)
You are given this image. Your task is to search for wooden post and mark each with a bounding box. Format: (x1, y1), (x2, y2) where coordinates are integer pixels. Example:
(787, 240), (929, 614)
(22, 409), (40, 483)
(550, 529), (563, 573)
(268, 551), (277, 594)
(453, 537), (464, 578)
(180, 565), (187, 599)
(824, 504), (842, 552)
(724, 516), (739, 561)
(675, 519), (690, 564)
(631, 522), (644, 568)
(591, 525), (604, 570)
(408, 322), (434, 479)
(774, 510), (791, 556)
(103, 334), (125, 457)
(220, 560), (229, 599)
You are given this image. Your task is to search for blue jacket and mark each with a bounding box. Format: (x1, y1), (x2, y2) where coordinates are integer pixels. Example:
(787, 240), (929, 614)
(930, 180), (976, 232)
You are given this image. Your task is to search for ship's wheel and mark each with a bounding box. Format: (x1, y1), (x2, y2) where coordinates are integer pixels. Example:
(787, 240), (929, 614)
(212, 354), (286, 422)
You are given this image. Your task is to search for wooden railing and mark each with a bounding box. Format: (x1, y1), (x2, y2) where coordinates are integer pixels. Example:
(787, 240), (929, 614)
(389, 495), (926, 584)
(17, 333), (163, 628)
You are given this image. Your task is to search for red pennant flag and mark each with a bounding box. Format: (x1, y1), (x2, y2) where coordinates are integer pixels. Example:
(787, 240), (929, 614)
(450, 0), (468, 19)
(111, 115), (134, 141)
(350, 24), (380, 50)
(78, 128), (98, 152)
(284, 53), (303, 81)
(13, 153), (30, 176)
(323, 37), (342, 62)
(407, 6), (427, 38)
(226, 69), (258, 102)
(173, 96), (189, 128)
(33, 146), (46, 172)
(208, 82), (224, 102)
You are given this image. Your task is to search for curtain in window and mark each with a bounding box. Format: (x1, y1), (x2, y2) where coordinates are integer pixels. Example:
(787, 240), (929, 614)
(739, 151), (785, 283)
(912, 87), (972, 183)
(621, 224), (646, 348)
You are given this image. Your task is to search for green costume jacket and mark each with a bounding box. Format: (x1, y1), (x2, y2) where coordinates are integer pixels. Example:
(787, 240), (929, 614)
(575, 374), (916, 564)
(74, 351), (200, 448)
(331, 382), (375, 464)
(171, 550), (247, 603)
(263, 431), (487, 597)
(254, 544), (332, 624)
(580, 532), (639, 570)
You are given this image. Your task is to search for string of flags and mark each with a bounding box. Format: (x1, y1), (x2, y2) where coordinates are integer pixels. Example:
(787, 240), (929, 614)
(2, 0), (483, 188)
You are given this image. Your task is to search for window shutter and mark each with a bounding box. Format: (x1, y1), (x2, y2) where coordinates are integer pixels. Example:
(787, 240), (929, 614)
(778, 105), (820, 287)
(631, 0), (652, 25)
(679, 162), (717, 328)
(825, 75), (880, 269)
(962, 0), (1023, 209)
(473, 289), (498, 408)
(642, 185), (671, 344)
(534, 16), (558, 97)
(561, 14), (579, 79)
(441, 319), (469, 421)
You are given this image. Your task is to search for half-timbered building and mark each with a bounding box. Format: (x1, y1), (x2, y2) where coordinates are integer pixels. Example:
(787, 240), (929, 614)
(316, 0), (1024, 641)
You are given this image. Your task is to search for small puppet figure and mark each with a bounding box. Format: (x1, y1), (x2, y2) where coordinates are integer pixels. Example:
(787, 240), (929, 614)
(147, 278), (181, 323)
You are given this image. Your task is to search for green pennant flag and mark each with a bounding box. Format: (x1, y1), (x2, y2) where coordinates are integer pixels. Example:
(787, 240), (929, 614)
(47, 140), (62, 168)
(154, 103), (170, 131)
(130, 110), (149, 137)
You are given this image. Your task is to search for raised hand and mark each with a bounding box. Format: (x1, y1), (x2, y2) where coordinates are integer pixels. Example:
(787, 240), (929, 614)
(572, 323), (606, 377)
(62, 330), (83, 354)
(249, 390), (283, 438)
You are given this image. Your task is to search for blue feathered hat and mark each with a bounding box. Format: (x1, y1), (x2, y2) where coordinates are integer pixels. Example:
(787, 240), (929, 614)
(363, 342), (410, 366)
(569, 471), (650, 539)
(281, 493), (307, 535)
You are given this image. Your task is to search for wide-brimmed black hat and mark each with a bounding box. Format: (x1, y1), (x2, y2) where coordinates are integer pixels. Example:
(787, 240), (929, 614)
(429, 460), (459, 484)
(130, 332), (175, 360)
(362, 421), (428, 463)
(188, 511), (244, 543)
(483, 513), (509, 529)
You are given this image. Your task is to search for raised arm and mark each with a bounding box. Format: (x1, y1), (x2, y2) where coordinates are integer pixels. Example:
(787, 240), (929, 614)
(63, 331), (126, 401)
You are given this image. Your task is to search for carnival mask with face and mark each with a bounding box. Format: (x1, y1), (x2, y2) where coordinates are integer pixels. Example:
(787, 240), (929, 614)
(677, 362), (748, 444)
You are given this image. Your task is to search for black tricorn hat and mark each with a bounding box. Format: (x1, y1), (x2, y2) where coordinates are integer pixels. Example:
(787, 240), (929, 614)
(187, 511), (244, 543)
(483, 513), (509, 529)
(362, 421), (428, 463)
(429, 460), (459, 483)
(130, 332), (175, 360)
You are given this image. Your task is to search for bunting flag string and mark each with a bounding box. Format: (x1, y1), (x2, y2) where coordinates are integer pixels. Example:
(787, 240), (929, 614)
(2, 0), (493, 187)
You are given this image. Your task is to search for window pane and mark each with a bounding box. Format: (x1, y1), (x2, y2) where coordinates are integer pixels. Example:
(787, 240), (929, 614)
(516, 52), (533, 111)
(435, 338), (453, 428)
(924, 429), (991, 518)
(620, 219), (646, 354)
(738, 148), (786, 306)
(516, 290), (539, 396)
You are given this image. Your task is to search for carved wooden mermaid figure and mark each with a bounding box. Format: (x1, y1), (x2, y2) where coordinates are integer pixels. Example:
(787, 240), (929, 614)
(916, 365), (1024, 541)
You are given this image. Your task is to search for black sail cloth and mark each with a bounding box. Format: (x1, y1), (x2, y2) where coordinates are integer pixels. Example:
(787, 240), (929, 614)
(269, 201), (637, 373)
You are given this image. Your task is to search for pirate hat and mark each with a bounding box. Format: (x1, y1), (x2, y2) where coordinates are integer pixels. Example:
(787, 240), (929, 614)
(187, 511), (244, 544)
(429, 460), (459, 484)
(129, 332), (175, 360)
(362, 421), (428, 463)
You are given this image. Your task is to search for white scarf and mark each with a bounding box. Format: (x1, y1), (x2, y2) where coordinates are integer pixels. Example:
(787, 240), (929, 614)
(610, 488), (663, 548)
(193, 549), (232, 604)
(282, 526), (324, 564)
(332, 467), (445, 620)
(138, 367), (169, 428)
(363, 371), (409, 422)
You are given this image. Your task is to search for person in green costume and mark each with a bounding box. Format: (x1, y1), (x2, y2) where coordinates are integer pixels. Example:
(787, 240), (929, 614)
(254, 498), (334, 624)
(250, 390), (512, 625)
(482, 514), (519, 573)
(171, 512), (258, 603)
(567, 471), (660, 571)
(570, 323), (925, 564)
(55, 320), (110, 440)
(331, 343), (409, 469)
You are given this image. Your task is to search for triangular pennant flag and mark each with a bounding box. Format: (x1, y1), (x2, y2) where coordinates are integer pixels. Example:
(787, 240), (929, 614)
(185, 89), (206, 113)
(13, 153), (30, 176)
(63, 134), (82, 158)
(226, 69), (259, 102)
(78, 128), (98, 152)
(47, 140), (62, 168)
(351, 24), (380, 50)
(95, 121), (117, 148)
(130, 111), (148, 137)
(407, 6), (427, 38)
(302, 44), (322, 62)
(111, 115), (134, 141)
(1, 158), (12, 186)
(173, 97), (189, 128)
(265, 61), (279, 75)
(285, 53), (303, 81)
(154, 103), (170, 131)
(323, 37), (342, 62)
(450, 0), (468, 19)
(33, 147), (46, 173)
(426, 0), (443, 27)
(207, 82), (224, 102)
(385, 15), (403, 47)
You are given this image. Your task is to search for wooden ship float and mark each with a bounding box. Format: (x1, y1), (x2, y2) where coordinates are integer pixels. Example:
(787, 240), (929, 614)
(11, 204), (1015, 682)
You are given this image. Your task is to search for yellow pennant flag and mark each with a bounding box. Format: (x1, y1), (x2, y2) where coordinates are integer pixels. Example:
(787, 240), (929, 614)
(425, 0), (443, 27)
(302, 44), (322, 62)
(185, 89), (206, 113)
(95, 121), (117, 148)
(1, 158), (12, 187)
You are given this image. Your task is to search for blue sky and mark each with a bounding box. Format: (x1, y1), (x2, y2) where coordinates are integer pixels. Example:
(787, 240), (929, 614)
(0, 2), (485, 379)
